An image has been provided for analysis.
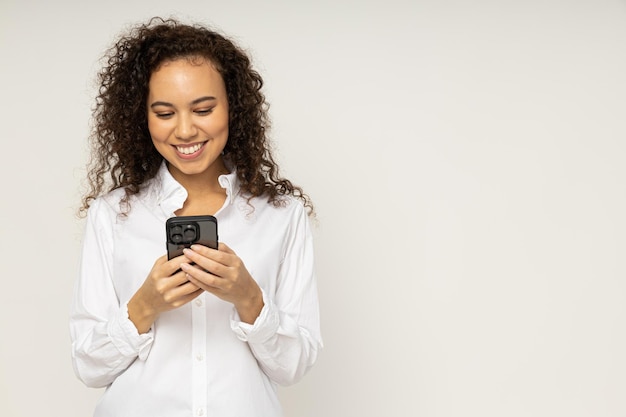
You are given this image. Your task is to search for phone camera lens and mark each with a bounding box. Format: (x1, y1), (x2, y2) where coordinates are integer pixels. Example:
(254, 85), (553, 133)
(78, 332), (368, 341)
(168, 221), (200, 245)
(169, 225), (184, 244)
(183, 225), (197, 243)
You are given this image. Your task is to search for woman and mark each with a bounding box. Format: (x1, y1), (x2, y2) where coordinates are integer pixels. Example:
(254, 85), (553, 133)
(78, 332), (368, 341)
(71, 17), (322, 417)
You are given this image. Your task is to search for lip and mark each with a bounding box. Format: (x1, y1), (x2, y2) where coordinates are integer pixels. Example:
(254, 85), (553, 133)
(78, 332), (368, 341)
(174, 141), (207, 159)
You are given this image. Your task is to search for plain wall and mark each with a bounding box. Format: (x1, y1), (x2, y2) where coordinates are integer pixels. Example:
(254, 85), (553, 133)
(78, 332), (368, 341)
(1, 0), (625, 416)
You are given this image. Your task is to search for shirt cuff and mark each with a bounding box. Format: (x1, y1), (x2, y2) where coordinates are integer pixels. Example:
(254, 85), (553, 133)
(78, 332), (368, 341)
(230, 290), (279, 343)
(107, 303), (154, 361)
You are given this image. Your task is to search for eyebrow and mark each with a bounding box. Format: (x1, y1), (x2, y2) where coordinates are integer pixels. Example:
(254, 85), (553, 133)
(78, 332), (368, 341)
(150, 96), (217, 108)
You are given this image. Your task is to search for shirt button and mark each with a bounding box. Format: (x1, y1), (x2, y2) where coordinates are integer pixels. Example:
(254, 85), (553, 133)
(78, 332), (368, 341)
(196, 354), (204, 362)
(197, 408), (205, 416)
(195, 299), (203, 307)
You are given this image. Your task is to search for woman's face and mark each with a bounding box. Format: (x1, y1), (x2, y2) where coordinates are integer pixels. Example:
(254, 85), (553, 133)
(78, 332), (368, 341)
(147, 58), (229, 181)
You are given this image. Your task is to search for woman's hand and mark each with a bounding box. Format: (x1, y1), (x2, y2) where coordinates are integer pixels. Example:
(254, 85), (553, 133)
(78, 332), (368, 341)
(180, 243), (264, 324)
(128, 254), (204, 334)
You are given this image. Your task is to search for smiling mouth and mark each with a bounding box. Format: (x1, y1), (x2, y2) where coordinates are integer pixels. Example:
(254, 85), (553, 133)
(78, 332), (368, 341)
(175, 142), (206, 155)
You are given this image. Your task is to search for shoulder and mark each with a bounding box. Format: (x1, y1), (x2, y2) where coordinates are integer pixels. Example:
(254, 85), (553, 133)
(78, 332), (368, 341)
(236, 194), (312, 237)
(88, 188), (127, 216)
(83, 190), (126, 233)
(246, 193), (308, 219)
(280, 195), (309, 220)
(87, 186), (146, 222)
(88, 176), (161, 219)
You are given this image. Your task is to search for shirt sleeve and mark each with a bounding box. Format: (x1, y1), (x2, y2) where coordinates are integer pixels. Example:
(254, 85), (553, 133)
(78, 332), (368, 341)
(70, 198), (154, 388)
(229, 203), (323, 386)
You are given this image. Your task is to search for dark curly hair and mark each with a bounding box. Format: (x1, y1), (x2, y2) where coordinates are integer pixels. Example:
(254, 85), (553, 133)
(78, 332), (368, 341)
(80, 17), (313, 216)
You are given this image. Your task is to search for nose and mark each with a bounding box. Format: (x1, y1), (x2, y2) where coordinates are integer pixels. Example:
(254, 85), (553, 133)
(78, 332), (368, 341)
(174, 113), (198, 140)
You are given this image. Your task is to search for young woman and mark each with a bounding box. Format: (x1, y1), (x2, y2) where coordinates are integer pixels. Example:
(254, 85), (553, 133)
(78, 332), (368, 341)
(70, 17), (322, 417)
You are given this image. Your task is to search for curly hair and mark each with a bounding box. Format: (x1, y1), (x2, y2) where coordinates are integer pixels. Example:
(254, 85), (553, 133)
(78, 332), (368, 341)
(80, 17), (313, 216)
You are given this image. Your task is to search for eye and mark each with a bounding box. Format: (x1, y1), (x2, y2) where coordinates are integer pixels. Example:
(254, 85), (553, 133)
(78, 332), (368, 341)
(195, 107), (214, 116)
(155, 112), (174, 119)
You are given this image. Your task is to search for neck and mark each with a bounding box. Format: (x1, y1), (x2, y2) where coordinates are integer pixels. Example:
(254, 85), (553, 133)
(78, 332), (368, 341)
(168, 157), (229, 199)
(169, 157), (230, 216)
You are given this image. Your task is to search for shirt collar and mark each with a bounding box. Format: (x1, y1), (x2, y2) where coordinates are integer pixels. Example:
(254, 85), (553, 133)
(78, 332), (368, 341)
(151, 161), (240, 217)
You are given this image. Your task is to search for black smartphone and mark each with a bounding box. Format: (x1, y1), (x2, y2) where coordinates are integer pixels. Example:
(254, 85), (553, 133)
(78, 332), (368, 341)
(166, 215), (218, 260)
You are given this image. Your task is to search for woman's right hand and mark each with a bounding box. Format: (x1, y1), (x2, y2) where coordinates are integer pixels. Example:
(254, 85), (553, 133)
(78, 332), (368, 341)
(127, 254), (204, 333)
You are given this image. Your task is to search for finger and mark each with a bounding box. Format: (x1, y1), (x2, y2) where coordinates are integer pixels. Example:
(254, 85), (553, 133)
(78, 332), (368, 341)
(182, 248), (229, 276)
(169, 269), (195, 286)
(188, 242), (234, 256)
(181, 263), (223, 289)
(162, 254), (192, 276)
(170, 280), (203, 297)
(151, 254), (169, 273)
(180, 262), (212, 280)
(181, 287), (205, 302)
(166, 286), (204, 308)
(217, 242), (235, 254)
(186, 272), (222, 294)
(154, 254), (169, 265)
(187, 243), (218, 257)
(186, 245), (234, 268)
(150, 255), (178, 281)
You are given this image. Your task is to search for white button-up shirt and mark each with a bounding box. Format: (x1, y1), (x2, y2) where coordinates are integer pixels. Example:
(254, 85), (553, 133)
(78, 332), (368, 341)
(70, 163), (322, 417)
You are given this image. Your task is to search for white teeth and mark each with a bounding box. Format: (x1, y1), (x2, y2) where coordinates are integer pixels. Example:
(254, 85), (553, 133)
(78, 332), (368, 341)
(176, 143), (204, 155)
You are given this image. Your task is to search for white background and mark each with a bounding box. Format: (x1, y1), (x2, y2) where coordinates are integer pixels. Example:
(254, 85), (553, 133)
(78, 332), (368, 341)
(1, 0), (625, 416)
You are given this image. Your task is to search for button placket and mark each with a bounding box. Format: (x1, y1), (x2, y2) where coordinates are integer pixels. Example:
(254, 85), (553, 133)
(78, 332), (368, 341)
(191, 292), (207, 417)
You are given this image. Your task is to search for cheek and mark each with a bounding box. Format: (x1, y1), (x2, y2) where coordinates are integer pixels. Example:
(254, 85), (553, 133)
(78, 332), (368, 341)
(147, 119), (167, 143)
(218, 121), (229, 137)
(215, 112), (230, 135)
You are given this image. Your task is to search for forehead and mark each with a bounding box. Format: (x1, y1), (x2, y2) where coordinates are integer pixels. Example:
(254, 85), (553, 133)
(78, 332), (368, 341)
(148, 57), (226, 97)
(155, 55), (218, 72)
(151, 56), (220, 79)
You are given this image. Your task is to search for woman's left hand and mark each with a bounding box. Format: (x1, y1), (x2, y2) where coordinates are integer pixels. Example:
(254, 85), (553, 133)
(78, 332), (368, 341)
(180, 243), (264, 324)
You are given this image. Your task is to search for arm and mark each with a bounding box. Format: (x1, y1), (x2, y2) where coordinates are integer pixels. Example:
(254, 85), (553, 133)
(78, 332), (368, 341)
(238, 207), (322, 386)
(70, 200), (204, 388)
(70, 199), (154, 388)
(182, 204), (323, 386)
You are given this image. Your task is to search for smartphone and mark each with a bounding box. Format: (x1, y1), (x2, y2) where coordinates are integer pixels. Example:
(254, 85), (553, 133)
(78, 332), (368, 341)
(166, 215), (218, 260)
